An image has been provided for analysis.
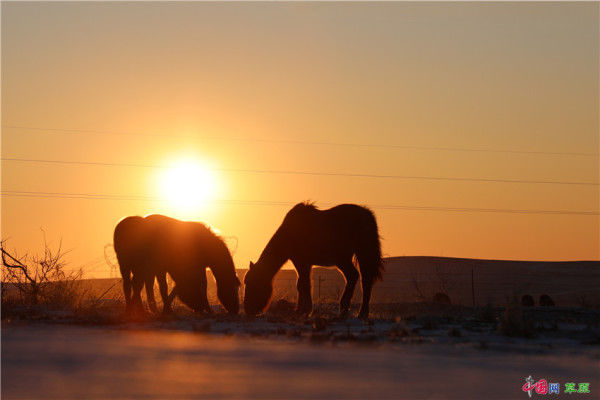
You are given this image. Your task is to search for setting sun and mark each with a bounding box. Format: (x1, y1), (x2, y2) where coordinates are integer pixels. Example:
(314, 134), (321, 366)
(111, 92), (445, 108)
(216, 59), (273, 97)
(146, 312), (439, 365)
(158, 158), (219, 217)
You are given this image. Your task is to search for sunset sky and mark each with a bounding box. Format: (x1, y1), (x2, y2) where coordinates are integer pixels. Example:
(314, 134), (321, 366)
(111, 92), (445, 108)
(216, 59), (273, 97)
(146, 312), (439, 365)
(2, 2), (598, 277)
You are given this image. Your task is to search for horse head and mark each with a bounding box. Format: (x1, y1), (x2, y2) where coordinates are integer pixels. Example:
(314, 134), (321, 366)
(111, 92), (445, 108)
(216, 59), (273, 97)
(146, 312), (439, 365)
(243, 260), (273, 316)
(216, 273), (240, 315)
(175, 270), (239, 315)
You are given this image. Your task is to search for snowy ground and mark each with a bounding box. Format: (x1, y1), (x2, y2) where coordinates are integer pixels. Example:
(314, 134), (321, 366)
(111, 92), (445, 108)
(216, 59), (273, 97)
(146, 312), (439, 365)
(2, 305), (600, 399)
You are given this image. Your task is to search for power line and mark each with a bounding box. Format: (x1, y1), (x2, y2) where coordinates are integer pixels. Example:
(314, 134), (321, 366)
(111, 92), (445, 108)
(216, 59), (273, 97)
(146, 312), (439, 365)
(2, 190), (598, 216)
(2, 157), (597, 186)
(3, 125), (598, 157)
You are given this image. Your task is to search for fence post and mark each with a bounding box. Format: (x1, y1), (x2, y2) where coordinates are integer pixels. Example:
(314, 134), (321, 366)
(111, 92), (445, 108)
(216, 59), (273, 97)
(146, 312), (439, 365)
(471, 268), (475, 307)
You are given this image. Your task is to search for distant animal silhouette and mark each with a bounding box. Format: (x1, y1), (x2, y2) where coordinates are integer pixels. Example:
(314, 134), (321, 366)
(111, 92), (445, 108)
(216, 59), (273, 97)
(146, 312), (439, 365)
(113, 214), (240, 315)
(244, 202), (383, 319)
(521, 294), (534, 307)
(433, 292), (451, 305)
(539, 294), (555, 307)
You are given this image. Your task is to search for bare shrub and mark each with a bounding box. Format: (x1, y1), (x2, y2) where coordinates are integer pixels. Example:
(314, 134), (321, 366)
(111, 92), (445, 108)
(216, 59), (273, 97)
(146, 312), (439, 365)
(433, 263), (453, 297)
(575, 293), (590, 308)
(271, 285), (295, 304)
(410, 263), (454, 303)
(410, 269), (427, 302)
(268, 298), (295, 316)
(1, 236), (83, 309)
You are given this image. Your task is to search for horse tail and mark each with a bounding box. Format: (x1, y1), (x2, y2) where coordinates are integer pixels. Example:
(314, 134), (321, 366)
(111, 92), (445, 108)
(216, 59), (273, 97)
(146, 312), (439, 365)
(355, 207), (384, 282)
(113, 216), (145, 307)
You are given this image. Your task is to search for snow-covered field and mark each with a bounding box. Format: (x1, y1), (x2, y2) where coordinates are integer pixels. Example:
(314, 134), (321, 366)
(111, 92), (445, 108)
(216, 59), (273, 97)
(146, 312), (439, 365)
(2, 309), (599, 399)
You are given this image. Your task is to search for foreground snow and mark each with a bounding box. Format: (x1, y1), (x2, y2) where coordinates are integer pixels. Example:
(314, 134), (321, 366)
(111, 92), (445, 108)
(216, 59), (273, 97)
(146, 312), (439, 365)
(2, 322), (598, 400)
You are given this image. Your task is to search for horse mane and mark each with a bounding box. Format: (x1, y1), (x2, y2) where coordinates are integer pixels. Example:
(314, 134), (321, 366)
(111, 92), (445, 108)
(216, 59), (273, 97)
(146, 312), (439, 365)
(200, 223), (225, 243)
(299, 200), (317, 208)
(254, 204), (317, 269)
(199, 224), (239, 285)
(285, 201), (318, 217)
(175, 219), (226, 247)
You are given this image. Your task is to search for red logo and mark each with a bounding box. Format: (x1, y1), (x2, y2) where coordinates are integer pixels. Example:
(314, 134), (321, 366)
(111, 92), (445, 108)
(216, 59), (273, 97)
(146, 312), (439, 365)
(523, 377), (548, 396)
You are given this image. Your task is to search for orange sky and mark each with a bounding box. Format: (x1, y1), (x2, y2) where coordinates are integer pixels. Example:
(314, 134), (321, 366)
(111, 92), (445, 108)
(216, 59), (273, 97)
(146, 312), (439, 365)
(2, 2), (598, 277)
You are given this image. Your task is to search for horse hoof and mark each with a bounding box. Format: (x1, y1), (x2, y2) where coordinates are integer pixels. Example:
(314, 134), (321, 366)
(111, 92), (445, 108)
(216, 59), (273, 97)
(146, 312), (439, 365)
(195, 309), (214, 318)
(297, 313), (311, 322)
(295, 307), (312, 315)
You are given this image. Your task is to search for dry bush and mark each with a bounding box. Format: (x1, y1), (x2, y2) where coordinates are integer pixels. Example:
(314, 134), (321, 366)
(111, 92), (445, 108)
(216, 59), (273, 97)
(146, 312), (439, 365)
(271, 286), (296, 304)
(575, 293), (590, 308)
(410, 263), (455, 303)
(1, 236), (84, 310)
(410, 269), (427, 302)
(267, 298), (296, 316)
(433, 263), (453, 297)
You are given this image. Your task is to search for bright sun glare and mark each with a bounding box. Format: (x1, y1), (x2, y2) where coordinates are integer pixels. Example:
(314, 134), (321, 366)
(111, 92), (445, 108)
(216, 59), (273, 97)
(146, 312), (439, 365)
(159, 159), (218, 217)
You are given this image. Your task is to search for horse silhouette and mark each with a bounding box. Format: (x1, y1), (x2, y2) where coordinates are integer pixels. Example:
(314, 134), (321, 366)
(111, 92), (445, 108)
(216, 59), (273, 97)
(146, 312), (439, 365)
(113, 214), (240, 315)
(244, 202), (383, 319)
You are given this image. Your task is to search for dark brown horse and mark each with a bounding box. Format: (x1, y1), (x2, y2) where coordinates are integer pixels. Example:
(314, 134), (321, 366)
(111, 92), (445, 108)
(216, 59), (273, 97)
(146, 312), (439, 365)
(244, 203), (383, 319)
(113, 214), (240, 315)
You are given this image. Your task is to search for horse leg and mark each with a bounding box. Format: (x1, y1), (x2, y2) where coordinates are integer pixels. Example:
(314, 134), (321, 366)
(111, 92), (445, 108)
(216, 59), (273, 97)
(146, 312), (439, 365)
(294, 263), (313, 316)
(131, 273), (145, 313)
(358, 274), (375, 320)
(120, 266), (132, 313)
(157, 272), (172, 314)
(338, 260), (359, 319)
(198, 270), (213, 315)
(144, 274), (159, 314)
(167, 286), (177, 304)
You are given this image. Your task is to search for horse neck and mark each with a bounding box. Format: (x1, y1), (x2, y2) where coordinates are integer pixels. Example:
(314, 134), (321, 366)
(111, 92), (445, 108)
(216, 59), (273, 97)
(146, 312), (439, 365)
(207, 241), (236, 285)
(257, 228), (289, 279)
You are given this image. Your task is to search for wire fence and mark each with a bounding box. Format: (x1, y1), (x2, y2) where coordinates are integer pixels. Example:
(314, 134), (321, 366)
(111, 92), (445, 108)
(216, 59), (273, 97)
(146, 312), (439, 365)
(69, 260), (600, 309)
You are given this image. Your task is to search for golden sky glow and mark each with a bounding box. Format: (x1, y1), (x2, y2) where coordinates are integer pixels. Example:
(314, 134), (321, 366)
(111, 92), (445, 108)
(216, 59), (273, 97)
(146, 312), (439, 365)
(1, 2), (598, 277)
(157, 157), (220, 220)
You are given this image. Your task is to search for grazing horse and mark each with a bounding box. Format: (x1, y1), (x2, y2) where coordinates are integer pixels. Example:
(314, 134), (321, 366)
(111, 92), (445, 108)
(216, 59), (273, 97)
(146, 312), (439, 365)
(113, 214), (240, 315)
(244, 202), (383, 319)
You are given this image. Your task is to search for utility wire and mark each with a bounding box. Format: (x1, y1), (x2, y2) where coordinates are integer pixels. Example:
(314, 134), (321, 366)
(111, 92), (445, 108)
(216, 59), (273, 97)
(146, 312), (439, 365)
(2, 157), (597, 186)
(2, 190), (598, 216)
(3, 125), (598, 157)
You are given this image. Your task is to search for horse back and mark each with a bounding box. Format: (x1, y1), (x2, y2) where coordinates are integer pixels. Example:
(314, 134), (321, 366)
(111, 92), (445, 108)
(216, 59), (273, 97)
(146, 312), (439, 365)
(280, 203), (379, 263)
(286, 203), (376, 240)
(113, 216), (148, 273)
(143, 214), (225, 276)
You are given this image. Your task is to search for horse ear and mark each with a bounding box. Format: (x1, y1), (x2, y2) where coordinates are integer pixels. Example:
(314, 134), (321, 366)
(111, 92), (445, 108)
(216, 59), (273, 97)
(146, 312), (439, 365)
(249, 261), (255, 269)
